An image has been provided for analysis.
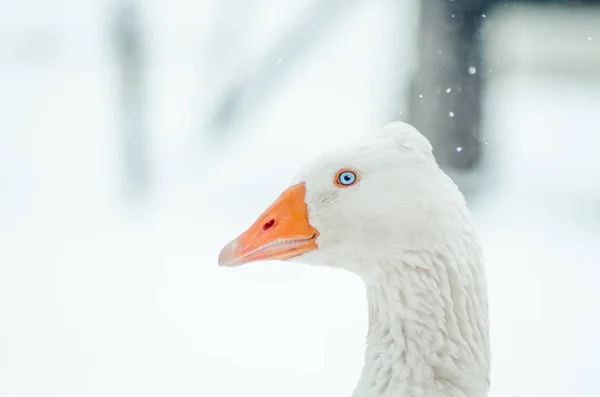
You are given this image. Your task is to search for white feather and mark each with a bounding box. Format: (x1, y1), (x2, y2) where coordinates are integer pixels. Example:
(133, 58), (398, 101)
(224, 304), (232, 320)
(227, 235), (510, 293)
(289, 122), (490, 397)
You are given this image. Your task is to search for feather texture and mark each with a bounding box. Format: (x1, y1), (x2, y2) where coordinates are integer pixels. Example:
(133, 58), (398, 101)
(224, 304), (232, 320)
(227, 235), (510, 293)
(280, 122), (488, 396)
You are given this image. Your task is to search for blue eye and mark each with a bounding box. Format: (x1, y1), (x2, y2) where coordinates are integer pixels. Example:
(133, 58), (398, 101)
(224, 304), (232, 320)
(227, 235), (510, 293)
(335, 170), (358, 187)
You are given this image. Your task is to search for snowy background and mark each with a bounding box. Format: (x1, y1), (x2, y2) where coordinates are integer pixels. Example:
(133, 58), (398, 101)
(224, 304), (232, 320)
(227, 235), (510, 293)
(1, 0), (599, 396)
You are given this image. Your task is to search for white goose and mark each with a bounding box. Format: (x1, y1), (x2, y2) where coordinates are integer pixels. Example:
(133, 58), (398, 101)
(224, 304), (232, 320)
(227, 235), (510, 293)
(218, 121), (490, 397)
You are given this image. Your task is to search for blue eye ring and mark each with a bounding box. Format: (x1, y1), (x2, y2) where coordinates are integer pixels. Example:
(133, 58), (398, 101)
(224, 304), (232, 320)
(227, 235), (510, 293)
(335, 169), (358, 187)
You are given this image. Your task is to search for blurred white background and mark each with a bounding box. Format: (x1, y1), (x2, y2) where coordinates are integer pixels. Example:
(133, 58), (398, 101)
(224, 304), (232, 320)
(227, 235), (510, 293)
(0, 0), (599, 396)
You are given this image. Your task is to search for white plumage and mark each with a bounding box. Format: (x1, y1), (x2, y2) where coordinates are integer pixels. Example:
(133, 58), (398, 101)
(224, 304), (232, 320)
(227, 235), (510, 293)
(219, 121), (490, 397)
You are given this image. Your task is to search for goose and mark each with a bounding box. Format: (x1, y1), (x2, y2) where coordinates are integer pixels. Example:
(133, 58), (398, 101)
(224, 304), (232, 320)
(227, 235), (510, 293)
(218, 121), (490, 397)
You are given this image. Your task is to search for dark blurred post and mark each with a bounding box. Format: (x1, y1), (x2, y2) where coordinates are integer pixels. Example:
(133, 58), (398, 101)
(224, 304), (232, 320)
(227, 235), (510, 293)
(407, 0), (488, 172)
(113, 0), (151, 200)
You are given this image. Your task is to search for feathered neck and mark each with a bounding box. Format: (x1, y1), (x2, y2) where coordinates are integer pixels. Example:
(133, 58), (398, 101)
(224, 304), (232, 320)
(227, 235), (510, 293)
(352, 239), (490, 397)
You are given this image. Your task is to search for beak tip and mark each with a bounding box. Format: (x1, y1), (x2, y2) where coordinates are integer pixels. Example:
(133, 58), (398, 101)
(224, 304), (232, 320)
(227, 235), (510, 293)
(218, 239), (240, 267)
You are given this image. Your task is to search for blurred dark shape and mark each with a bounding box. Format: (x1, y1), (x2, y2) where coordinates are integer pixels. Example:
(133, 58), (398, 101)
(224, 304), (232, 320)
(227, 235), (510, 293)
(210, 82), (245, 136)
(113, 0), (152, 200)
(408, 0), (485, 172)
(408, 0), (600, 174)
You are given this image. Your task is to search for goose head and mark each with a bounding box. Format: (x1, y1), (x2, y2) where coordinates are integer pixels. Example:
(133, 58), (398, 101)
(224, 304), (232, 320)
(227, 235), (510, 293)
(218, 121), (490, 397)
(220, 122), (459, 277)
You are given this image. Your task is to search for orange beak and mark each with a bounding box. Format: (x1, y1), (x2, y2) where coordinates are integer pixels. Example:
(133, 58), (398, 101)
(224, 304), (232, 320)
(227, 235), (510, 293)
(218, 183), (319, 267)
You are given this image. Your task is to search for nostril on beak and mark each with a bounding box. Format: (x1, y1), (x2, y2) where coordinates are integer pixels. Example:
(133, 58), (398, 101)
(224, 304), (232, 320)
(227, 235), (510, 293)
(262, 219), (275, 231)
